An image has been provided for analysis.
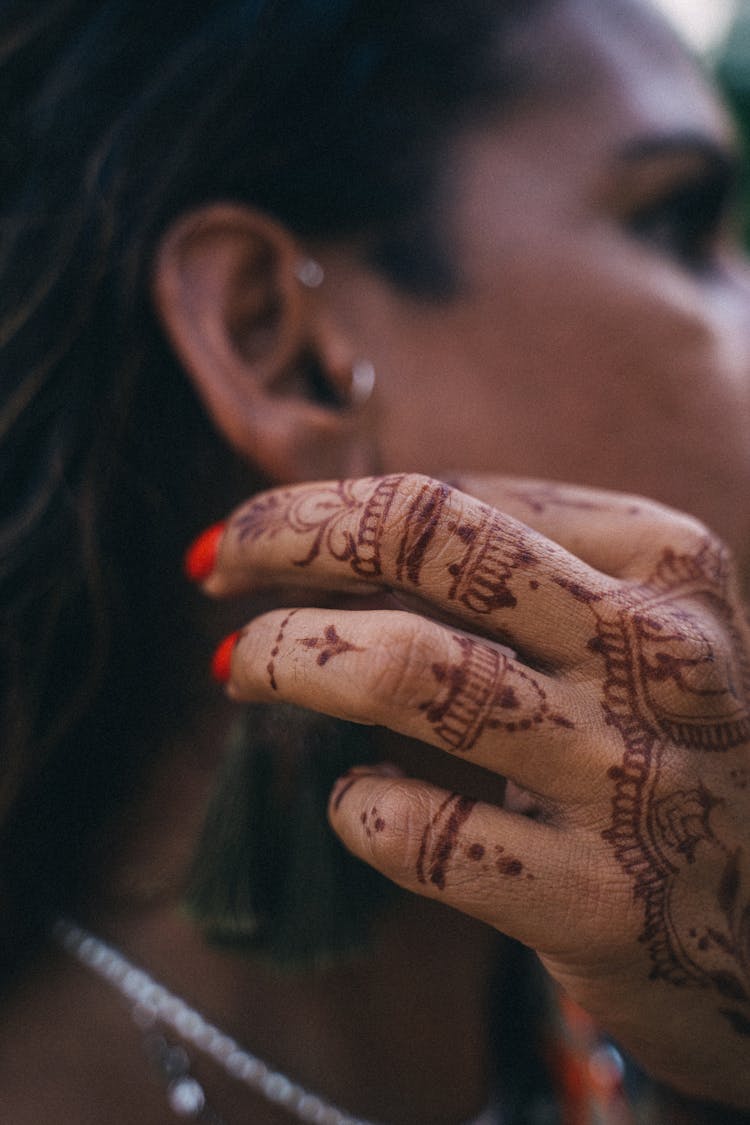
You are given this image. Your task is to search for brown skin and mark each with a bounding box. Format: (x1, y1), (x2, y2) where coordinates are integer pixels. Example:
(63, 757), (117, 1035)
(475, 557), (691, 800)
(209, 472), (750, 1108)
(2, 0), (750, 1121)
(316, 0), (750, 562)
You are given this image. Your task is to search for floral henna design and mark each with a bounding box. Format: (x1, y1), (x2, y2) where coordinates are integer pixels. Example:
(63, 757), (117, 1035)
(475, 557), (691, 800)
(603, 546), (750, 751)
(235, 477), (544, 613)
(576, 538), (750, 1032)
(299, 624), (364, 667)
(419, 633), (574, 754)
(235, 475), (458, 588)
(235, 476), (406, 578)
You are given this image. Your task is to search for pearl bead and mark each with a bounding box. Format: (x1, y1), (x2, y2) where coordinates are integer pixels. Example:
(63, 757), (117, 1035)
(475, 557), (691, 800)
(168, 1076), (206, 1117)
(262, 1071), (294, 1104)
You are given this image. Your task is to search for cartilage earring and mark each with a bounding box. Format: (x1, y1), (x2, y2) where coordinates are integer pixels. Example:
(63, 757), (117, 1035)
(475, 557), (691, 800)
(295, 258), (325, 288)
(350, 359), (376, 407)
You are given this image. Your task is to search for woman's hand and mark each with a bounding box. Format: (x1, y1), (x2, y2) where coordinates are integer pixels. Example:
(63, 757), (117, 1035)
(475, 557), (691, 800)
(193, 473), (750, 1110)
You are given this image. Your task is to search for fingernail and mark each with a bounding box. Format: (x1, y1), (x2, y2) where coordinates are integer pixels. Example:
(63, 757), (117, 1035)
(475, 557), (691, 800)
(184, 521), (226, 582)
(211, 630), (241, 683)
(330, 763), (404, 811)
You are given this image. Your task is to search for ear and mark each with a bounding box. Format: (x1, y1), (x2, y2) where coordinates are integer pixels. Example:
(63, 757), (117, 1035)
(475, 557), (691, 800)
(152, 203), (366, 483)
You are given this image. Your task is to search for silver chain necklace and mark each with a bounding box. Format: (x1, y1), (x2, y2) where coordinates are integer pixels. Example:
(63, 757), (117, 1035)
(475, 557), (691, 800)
(53, 918), (502, 1125)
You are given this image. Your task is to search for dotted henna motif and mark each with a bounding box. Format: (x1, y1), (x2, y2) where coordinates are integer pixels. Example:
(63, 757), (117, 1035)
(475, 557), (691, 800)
(578, 539), (750, 1030)
(419, 633), (574, 754)
(360, 806), (387, 838)
(495, 845), (533, 880)
(464, 841), (532, 880)
(267, 610), (299, 691)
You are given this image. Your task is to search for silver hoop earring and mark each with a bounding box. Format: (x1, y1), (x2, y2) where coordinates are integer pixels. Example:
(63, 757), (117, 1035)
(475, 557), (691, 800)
(295, 258), (325, 289)
(350, 359), (376, 407)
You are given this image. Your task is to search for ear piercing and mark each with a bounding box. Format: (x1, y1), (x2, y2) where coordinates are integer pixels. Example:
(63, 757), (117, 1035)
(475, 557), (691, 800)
(295, 257), (376, 407)
(350, 359), (376, 407)
(295, 258), (325, 288)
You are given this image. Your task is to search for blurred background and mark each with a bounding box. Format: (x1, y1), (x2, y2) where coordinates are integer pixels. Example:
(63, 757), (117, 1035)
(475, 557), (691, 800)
(654, 0), (739, 54)
(654, 0), (750, 242)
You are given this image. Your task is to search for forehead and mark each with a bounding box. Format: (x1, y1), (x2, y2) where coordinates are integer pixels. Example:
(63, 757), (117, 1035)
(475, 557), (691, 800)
(506, 0), (733, 153)
(442, 0), (734, 236)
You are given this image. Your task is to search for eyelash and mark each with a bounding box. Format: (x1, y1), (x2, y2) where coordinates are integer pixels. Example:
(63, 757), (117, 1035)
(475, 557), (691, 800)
(627, 175), (736, 274)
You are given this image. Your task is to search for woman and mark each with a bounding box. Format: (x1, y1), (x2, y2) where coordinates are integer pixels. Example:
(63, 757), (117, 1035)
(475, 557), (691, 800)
(1, 0), (749, 1121)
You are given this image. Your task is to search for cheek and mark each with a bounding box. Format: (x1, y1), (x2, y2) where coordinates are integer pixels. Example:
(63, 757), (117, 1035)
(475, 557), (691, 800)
(371, 278), (750, 552)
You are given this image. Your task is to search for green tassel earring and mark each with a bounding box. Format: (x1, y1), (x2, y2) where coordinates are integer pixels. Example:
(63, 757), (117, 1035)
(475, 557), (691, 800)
(184, 704), (394, 967)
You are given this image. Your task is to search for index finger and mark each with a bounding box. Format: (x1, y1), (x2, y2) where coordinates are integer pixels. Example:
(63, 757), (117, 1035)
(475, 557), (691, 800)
(199, 474), (612, 666)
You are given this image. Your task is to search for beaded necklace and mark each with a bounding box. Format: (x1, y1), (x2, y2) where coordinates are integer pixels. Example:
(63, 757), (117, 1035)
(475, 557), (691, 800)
(53, 918), (503, 1125)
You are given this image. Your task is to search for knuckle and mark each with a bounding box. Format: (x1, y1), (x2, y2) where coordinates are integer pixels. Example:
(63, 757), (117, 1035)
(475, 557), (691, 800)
(643, 505), (730, 572)
(383, 473), (455, 559)
(366, 617), (439, 710)
(552, 841), (635, 952)
(669, 512), (725, 558)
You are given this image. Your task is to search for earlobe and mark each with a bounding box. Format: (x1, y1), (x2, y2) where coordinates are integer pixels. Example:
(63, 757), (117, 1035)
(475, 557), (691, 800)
(152, 204), (365, 482)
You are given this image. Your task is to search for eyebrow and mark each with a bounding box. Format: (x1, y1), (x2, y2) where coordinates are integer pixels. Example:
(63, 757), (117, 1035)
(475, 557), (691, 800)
(615, 131), (741, 183)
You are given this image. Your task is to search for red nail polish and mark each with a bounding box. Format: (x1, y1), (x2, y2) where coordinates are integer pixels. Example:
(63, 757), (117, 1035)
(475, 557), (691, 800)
(211, 630), (241, 684)
(184, 521), (226, 582)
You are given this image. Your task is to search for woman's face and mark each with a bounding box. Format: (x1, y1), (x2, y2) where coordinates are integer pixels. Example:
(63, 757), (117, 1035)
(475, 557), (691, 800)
(319, 0), (750, 572)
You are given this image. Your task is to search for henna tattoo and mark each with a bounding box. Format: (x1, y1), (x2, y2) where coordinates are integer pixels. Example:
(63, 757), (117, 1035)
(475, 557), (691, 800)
(235, 475), (458, 590)
(236, 476), (406, 579)
(650, 784), (721, 865)
(235, 477), (544, 618)
(465, 841), (533, 880)
(506, 482), (641, 518)
(416, 793), (477, 890)
(419, 633), (574, 754)
(445, 505), (539, 614)
(495, 845), (532, 879)
(299, 624), (364, 667)
(581, 538), (750, 1030)
(588, 544), (750, 750)
(395, 480), (450, 585)
(360, 806), (387, 838)
(267, 610), (299, 691)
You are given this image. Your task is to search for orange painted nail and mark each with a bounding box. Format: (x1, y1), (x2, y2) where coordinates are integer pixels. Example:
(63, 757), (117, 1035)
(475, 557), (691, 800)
(211, 630), (241, 683)
(184, 521), (226, 582)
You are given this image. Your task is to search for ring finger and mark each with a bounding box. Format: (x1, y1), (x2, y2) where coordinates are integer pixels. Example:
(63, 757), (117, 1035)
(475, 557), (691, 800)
(220, 607), (590, 800)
